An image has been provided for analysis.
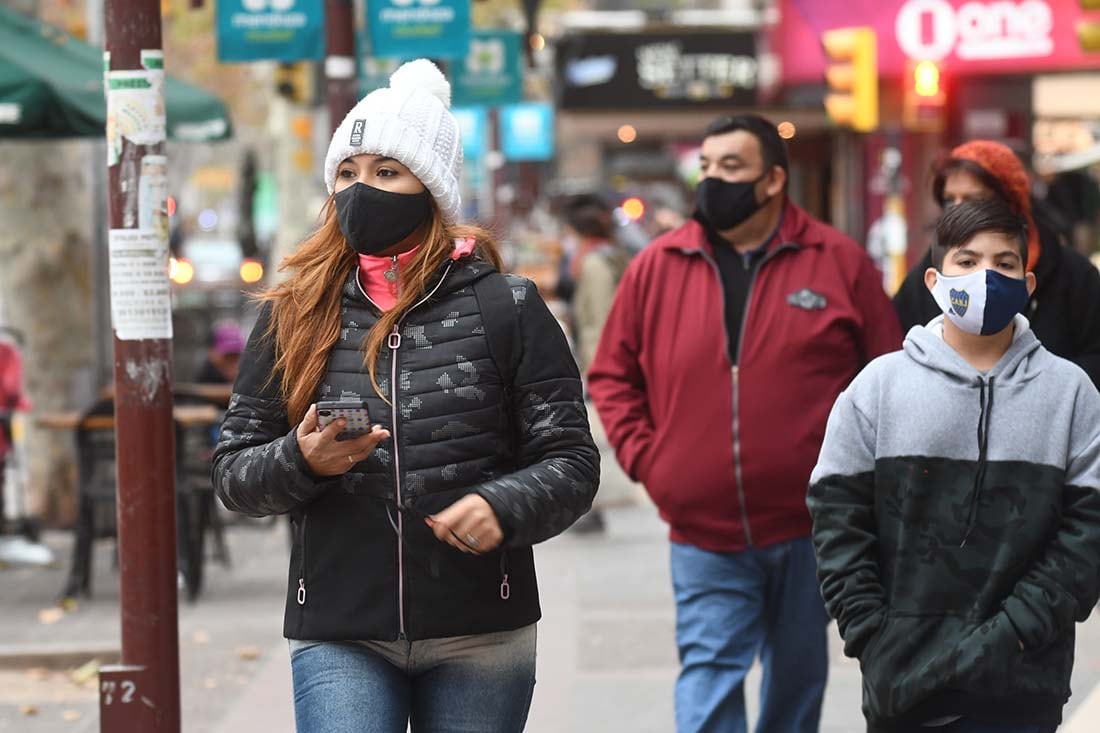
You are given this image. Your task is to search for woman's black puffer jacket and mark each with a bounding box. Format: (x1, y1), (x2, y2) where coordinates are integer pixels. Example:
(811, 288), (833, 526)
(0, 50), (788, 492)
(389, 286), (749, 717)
(212, 255), (600, 641)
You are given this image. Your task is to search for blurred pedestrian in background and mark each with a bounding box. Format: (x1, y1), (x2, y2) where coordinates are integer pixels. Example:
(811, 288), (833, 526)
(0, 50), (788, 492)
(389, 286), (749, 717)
(562, 194), (631, 375)
(810, 198), (1100, 733)
(894, 140), (1100, 390)
(212, 60), (599, 733)
(1044, 167), (1100, 256)
(588, 114), (902, 733)
(558, 194), (630, 535)
(0, 330), (51, 566)
(196, 321), (245, 385)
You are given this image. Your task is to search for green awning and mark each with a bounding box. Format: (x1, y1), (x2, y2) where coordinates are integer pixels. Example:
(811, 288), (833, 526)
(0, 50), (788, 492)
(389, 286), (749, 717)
(0, 6), (232, 141)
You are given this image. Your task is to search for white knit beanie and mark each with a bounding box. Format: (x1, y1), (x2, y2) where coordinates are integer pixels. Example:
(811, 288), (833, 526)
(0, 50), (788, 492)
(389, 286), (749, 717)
(323, 59), (462, 223)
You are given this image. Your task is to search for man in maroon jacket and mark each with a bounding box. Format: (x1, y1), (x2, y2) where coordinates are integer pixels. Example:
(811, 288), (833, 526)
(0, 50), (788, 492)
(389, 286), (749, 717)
(588, 115), (902, 733)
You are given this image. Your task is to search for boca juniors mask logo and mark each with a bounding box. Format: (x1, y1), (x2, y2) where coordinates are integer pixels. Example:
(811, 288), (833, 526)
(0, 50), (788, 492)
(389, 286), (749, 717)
(949, 288), (970, 317)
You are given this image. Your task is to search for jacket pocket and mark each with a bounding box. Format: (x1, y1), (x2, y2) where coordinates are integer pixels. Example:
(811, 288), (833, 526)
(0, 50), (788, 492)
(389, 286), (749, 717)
(862, 612), (1024, 722)
(861, 613), (965, 720)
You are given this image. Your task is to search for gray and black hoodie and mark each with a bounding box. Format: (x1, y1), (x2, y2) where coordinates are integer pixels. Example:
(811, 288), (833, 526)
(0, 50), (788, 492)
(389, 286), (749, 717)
(808, 314), (1100, 731)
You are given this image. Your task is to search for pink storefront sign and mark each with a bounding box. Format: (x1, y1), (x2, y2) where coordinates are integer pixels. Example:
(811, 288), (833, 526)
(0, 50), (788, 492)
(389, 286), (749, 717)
(773, 0), (1100, 85)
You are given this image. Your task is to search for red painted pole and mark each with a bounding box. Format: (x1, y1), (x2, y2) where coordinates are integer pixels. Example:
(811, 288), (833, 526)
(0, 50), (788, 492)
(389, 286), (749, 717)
(100, 0), (181, 728)
(325, 0), (358, 134)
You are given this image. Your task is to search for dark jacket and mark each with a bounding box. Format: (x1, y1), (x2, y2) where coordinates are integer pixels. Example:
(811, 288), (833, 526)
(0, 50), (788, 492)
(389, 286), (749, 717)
(808, 317), (1100, 730)
(212, 255), (600, 641)
(894, 221), (1100, 390)
(588, 201), (902, 552)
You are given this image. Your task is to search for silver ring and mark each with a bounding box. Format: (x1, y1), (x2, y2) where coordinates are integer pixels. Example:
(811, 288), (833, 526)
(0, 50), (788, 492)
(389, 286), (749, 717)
(466, 533), (479, 547)
(347, 455), (355, 465)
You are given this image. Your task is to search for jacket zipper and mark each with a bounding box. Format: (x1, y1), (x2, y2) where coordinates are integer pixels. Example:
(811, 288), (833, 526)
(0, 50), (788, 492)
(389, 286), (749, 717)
(387, 263), (453, 639)
(295, 512), (308, 636)
(700, 243), (797, 548)
(296, 512), (308, 606)
(499, 551), (511, 600)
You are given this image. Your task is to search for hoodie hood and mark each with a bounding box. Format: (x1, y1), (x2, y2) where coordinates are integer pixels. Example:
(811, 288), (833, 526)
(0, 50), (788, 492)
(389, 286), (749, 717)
(903, 313), (1043, 387)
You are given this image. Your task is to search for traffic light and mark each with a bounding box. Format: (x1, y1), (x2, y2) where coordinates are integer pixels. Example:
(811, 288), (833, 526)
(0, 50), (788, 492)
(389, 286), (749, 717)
(1078, 0), (1100, 52)
(275, 62), (315, 105)
(822, 27), (878, 133)
(903, 59), (947, 132)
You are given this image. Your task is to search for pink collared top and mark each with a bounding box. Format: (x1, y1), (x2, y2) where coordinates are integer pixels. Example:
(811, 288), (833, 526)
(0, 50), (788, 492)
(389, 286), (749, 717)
(357, 238), (477, 311)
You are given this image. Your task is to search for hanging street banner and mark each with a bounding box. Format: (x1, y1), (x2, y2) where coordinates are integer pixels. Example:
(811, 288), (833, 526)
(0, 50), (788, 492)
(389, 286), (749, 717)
(367, 0), (471, 60)
(451, 30), (524, 107)
(500, 102), (554, 161)
(216, 0), (325, 63)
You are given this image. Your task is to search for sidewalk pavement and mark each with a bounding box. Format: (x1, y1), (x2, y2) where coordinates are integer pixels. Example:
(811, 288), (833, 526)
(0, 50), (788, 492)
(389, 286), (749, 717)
(4, 419), (1100, 731)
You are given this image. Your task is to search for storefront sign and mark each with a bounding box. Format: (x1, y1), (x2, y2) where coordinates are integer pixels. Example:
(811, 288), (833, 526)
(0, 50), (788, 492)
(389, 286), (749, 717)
(556, 32), (758, 109)
(216, 0), (325, 62)
(773, 0), (1100, 83)
(367, 0), (471, 60)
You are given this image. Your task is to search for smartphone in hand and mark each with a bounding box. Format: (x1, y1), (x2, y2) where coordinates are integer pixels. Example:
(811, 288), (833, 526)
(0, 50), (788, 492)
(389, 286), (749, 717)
(315, 400), (372, 441)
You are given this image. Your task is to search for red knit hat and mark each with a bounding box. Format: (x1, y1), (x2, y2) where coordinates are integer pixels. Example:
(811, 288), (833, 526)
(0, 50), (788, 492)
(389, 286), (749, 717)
(948, 140), (1040, 272)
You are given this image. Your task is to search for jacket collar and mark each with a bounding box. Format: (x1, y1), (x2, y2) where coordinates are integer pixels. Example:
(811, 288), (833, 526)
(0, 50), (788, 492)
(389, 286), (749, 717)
(342, 253), (496, 310)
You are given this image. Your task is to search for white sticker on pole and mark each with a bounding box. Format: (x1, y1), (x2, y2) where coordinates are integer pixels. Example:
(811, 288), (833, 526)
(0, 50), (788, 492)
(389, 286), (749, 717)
(105, 68), (166, 166)
(108, 229), (173, 340)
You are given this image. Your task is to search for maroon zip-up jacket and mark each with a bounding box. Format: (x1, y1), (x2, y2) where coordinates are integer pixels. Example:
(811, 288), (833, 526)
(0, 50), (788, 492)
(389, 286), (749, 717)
(589, 202), (902, 552)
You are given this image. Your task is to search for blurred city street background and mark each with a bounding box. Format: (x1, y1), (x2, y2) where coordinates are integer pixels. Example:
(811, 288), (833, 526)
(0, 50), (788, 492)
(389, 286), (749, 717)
(5, 0), (1100, 729)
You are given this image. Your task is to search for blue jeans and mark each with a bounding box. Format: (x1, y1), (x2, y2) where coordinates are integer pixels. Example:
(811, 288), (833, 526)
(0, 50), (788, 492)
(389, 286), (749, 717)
(670, 537), (829, 733)
(289, 624), (536, 733)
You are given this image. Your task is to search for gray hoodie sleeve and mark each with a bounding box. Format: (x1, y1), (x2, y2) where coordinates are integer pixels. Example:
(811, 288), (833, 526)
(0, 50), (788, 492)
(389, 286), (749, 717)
(807, 387), (887, 659)
(1001, 377), (1100, 649)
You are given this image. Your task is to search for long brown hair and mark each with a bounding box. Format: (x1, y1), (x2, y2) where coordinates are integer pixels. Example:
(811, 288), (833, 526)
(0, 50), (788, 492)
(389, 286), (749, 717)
(258, 196), (502, 425)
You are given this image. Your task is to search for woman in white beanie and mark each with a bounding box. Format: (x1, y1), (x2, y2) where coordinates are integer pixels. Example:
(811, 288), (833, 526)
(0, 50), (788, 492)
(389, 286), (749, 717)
(212, 60), (600, 731)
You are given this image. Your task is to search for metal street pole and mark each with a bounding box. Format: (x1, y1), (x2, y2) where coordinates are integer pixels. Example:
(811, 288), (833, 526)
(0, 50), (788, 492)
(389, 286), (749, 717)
(100, 0), (181, 728)
(325, 0), (358, 134)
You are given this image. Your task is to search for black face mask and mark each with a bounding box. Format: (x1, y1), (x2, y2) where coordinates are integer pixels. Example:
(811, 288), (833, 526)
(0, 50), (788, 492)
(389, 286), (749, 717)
(695, 173), (771, 231)
(334, 182), (433, 256)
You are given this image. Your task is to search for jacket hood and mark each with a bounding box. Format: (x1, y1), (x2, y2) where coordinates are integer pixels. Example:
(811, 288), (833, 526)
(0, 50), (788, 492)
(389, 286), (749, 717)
(903, 313), (1043, 387)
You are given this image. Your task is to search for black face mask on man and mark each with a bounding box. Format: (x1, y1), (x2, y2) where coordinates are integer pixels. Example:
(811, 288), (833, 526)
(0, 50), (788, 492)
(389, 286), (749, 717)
(334, 182), (433, 256)
(695, 172), (772, 231)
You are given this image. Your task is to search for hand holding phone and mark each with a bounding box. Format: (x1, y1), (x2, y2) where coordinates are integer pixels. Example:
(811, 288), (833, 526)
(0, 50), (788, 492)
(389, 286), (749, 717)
(315, 400), (372, 441)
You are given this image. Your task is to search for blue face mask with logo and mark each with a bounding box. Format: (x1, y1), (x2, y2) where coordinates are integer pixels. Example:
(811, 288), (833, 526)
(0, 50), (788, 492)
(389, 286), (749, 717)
(929, 268), (1029, 336)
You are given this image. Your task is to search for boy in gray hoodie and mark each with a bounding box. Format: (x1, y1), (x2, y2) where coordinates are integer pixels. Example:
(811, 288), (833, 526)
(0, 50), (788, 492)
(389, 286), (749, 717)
(808, 198), (1100, 733)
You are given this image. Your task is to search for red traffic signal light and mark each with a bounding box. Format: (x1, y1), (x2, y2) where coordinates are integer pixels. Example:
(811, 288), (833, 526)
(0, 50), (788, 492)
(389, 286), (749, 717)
(904, 59), (947, 132)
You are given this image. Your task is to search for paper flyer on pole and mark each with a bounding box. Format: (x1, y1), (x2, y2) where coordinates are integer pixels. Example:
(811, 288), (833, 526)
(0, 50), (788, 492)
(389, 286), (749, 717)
(108, 229), (173, 340)
(105, 67), (166, 167)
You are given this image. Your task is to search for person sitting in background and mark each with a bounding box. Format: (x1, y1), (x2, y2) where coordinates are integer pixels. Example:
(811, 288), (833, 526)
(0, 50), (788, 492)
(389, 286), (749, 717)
(894, 140), (1100, 390)
(197, 322), (244, 385)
